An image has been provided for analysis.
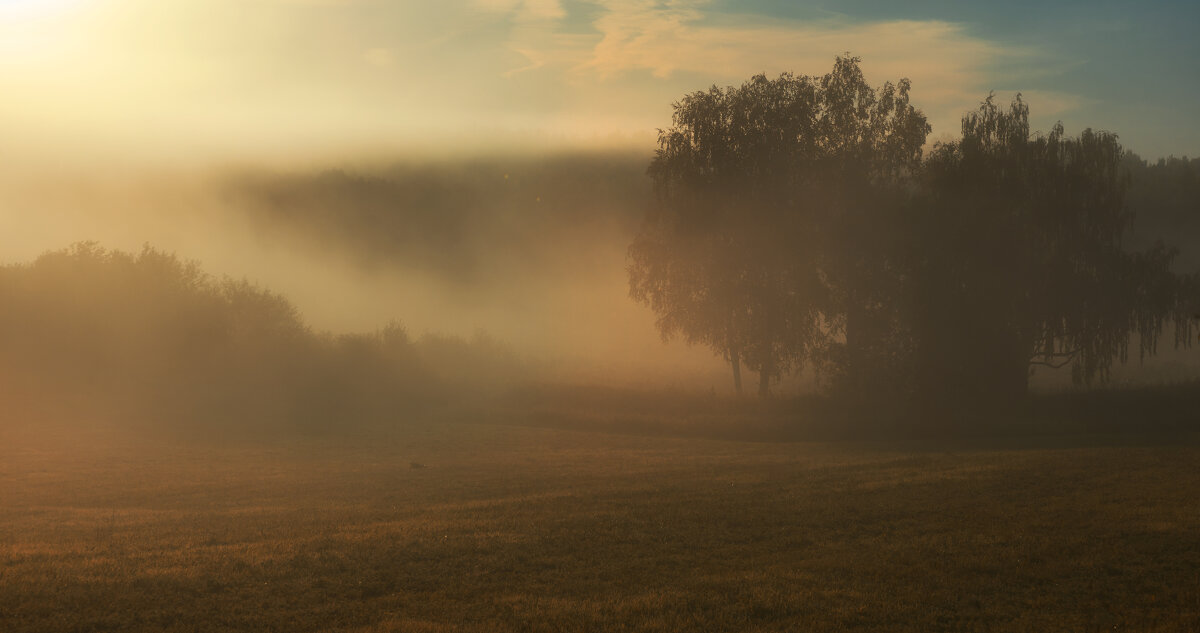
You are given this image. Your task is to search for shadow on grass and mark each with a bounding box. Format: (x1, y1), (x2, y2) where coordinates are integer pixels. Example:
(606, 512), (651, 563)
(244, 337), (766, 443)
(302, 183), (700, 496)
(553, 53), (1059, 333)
(458, 381), (1200, 449)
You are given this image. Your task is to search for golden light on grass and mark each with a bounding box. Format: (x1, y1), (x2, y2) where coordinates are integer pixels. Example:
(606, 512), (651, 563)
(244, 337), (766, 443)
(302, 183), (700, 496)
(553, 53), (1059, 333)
(2, 418), (1199, 631)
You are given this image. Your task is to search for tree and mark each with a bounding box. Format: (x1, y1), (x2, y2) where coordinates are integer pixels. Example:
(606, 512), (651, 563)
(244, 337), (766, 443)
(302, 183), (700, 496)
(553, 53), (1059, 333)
(631, 59), (1193, 410)
(910, 95), (1188, 406)
(628, 56), (929, 396)
(806, 56), (930, 398)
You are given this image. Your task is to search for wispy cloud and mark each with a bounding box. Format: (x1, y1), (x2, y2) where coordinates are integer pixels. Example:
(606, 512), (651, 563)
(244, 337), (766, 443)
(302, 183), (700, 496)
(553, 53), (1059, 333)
(0, 0), (1087, 162)
(480, 0), (1067, 138)
(474, 0), (566, 21)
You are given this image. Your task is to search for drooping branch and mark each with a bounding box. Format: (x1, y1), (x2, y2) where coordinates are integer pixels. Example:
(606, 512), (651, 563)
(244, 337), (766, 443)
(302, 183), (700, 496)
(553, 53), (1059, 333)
(1029, 347), (1082, 369)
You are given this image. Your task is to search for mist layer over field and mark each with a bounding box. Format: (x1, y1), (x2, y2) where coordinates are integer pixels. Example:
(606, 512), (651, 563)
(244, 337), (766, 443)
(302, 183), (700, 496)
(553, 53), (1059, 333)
(4, 146), (1198, 408)
(0, 152), (753, 397)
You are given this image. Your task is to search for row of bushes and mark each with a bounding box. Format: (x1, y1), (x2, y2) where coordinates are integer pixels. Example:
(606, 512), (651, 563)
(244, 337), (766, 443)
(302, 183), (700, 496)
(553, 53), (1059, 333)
(0, 242), (526, 432)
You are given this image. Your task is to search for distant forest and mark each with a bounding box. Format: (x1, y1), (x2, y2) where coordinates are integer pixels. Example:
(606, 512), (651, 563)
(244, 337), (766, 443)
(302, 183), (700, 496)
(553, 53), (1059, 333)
(221, 152), (651, 283)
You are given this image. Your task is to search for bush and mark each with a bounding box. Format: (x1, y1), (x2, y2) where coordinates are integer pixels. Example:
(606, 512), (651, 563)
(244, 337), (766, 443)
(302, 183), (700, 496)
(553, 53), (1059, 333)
(0, 243), (525, 433)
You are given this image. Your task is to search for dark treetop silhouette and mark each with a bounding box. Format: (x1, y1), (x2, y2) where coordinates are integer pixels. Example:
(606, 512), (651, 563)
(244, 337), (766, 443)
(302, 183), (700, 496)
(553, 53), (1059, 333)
(629, 55), (929, 397)
(629, 56), (1194, 410)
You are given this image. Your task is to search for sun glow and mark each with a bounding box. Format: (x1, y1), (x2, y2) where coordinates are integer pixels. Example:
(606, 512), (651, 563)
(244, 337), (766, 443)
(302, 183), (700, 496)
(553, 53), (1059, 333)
(0, 0), (82, 17)
(0, 0), (86, 61)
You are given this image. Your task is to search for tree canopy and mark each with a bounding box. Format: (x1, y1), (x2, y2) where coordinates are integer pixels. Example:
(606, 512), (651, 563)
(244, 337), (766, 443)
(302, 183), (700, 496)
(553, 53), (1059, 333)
(629, 56), (929, 396)
(630, 56), (1193, 411)
(912, 95), (1187, 408)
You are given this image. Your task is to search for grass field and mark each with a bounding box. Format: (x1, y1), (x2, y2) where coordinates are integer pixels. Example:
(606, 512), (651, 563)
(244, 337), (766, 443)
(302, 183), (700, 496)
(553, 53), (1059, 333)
(2, 414), (1199, 632)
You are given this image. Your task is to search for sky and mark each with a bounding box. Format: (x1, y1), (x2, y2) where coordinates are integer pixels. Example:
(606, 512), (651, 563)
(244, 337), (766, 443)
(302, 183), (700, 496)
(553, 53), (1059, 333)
(1, 0), (1198, 165)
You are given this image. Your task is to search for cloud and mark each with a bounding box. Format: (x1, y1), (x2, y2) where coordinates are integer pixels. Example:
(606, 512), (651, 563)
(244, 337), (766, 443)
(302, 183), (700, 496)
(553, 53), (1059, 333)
(480, 0), (574, 77)
(489, 0), (1012, 86)
(0, 0), (1085, 163)
(580, 0), (708, 79)
(474, 0), (565, 21)
(520, 0), (566, 21)
(481, 0), (1068, 139)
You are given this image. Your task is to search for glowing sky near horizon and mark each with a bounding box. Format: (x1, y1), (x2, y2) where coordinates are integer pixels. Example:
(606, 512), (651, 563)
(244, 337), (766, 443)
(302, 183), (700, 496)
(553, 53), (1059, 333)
(1, 0), (1197, 164)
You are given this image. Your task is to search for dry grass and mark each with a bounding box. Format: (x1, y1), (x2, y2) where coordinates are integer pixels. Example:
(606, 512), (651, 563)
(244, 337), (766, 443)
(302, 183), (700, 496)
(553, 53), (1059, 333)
(2, 417), (1199, 632)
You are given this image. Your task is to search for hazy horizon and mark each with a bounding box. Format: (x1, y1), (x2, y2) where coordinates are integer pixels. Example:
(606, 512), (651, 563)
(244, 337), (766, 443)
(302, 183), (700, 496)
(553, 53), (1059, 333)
(3, 0), (1199, 396)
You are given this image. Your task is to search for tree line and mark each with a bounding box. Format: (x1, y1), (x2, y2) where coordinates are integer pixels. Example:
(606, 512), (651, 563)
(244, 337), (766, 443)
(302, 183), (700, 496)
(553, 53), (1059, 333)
(0, 243), (525, 432)
(628, 56), (1197, 413)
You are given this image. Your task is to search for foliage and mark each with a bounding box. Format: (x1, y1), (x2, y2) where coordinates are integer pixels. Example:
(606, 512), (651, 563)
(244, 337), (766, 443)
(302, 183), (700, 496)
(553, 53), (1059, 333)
(915, 95), (1189, 404)
(631, 57), (1194, 408)
(0, 243), (527, 432)
(1125, 154), (1200, 272)
(629, 56), (929, 396)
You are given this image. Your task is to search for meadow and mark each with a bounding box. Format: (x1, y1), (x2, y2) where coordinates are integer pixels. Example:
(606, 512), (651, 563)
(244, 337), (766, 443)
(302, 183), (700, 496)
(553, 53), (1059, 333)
(2, 405), (1199, 632)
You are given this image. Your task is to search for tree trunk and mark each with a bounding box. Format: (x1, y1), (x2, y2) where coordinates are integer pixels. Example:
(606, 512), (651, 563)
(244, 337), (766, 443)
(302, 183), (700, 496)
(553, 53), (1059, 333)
(844, 302), (864, 395)
(730, 348), (743, 395)
(758, 348), (773, 397)
(727, 313), (743, 396)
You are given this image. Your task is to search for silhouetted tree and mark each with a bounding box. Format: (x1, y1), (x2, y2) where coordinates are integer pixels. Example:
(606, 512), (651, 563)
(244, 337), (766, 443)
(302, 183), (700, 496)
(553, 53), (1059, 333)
(629, 56), (929, 396)
(631, 57), (1194, 410)
(911, 95), (1189, 406)
(806, 56), (930, 399)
